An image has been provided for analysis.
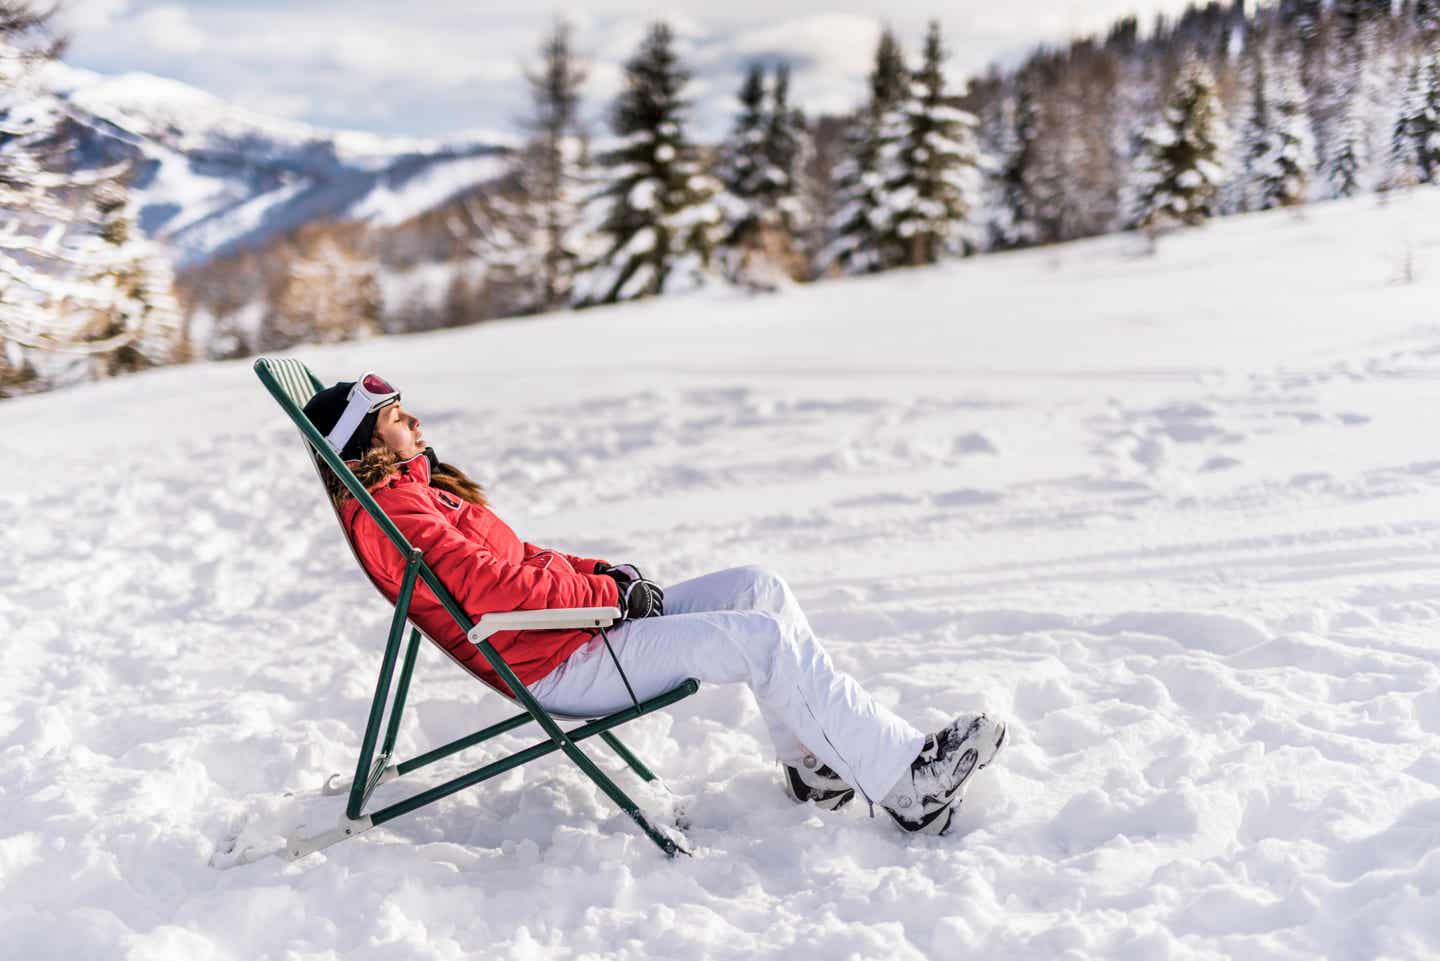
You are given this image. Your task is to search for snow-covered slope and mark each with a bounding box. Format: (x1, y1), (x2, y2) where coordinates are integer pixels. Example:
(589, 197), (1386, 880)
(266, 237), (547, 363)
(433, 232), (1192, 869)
(5, 190), (1440, 960)
(42, 64), (513, 266)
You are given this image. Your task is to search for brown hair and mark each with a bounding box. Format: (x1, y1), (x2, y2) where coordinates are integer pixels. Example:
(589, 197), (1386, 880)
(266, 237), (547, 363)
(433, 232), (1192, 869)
(321, 443), (487, 509)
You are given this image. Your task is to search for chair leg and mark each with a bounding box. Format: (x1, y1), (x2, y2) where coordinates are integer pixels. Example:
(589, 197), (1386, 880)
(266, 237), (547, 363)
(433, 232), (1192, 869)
(600, 731), (658, 782)
(555, 734), (688, 858)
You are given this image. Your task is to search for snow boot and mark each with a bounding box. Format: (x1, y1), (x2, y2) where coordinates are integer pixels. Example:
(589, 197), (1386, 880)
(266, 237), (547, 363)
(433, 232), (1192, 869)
(881, 713), (1007, 836)
(781, 754), (856, 811)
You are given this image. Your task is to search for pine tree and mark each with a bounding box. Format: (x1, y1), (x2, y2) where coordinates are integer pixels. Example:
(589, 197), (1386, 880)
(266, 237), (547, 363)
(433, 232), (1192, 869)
(716, 63), (771, 279)
(1392, 49), (1440, 185)
(716, 63), (813, 287)
(0, 1), (182, 394)
(718, 64), (768, 203)
(983, 79), (1040, 249)
(82, 181), (184, 376)
(1241, 41), (1316, 210)
(881, 21), (983, 265)
(513, 18), (590, 312)
(1110, 53), (1157, 231)
(572, 21), (721, 306)
(1254, 43), (1316, 209)
(1323, 7), (1370, 198)
(1325, 97), (1367, 198)
(762, 64), (813, 247)
(1389, 61), (1424, 188)
(1239, 47), (1271, 211)
(819, 28), (907, 275)
(1133, 55), (1231, 231)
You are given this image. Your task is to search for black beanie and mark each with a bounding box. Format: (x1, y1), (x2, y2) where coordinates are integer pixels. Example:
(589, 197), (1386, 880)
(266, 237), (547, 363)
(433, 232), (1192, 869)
(303, 381), (384, 461)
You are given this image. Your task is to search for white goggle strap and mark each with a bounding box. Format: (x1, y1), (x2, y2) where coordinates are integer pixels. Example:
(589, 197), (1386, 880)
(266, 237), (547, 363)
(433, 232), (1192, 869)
(325, 392), (372, 454)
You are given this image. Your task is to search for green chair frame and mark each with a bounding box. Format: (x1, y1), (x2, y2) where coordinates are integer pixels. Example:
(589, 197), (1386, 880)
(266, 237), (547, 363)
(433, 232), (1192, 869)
(249, 357), (699, 864)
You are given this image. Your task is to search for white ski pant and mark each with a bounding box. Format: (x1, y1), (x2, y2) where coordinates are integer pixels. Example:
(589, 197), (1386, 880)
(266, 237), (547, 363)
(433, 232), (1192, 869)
(528, 565), (925, 802)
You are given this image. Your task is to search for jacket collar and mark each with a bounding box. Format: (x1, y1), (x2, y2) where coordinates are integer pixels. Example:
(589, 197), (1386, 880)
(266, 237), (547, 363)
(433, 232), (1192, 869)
(395, 449), (431, 486)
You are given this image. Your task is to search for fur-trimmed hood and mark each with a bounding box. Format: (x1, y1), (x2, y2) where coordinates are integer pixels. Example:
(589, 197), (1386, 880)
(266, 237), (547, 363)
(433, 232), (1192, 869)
(326, 445), (486, 510)
(347, 446), (427, 491)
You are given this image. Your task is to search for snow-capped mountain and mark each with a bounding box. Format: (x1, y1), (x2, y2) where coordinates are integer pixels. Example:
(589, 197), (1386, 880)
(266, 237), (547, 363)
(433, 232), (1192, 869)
(42, 64), (515, 267)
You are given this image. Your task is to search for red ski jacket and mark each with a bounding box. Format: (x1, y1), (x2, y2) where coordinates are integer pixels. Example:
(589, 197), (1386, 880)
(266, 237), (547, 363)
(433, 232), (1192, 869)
(340, 451), (619, 695)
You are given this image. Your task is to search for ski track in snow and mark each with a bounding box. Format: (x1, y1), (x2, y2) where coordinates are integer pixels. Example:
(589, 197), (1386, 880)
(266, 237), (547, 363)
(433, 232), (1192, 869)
(4, 194), (1440, 959)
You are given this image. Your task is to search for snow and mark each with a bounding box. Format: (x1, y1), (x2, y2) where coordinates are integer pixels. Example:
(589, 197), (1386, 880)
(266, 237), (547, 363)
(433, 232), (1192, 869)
(348, 153), (511, 228)
(6, 189), (1440, 959)
(627, 178), (659, 211)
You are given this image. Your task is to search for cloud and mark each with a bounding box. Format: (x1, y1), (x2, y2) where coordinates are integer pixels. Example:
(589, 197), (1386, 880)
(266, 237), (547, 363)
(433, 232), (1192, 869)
(136, 6), (206, 55)
(58, 1), (1209, 140)
(57, 0), (132, 33)
(323, 25), (523, 87)
(230, 90), (313, 121)
(727, 13), (880, 65)
(709, 14), (882, 117)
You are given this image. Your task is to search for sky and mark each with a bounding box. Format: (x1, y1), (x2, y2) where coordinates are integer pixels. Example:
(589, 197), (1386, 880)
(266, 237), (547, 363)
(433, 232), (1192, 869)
(57, 1), (1205, 141)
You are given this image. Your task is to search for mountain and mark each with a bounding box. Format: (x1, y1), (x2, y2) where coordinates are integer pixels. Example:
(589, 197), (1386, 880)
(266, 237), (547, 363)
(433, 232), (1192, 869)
(41, 64), (515, 267)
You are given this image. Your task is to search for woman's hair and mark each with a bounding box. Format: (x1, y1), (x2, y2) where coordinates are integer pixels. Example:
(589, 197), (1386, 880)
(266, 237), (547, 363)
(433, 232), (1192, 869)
(320, 443), (487, 509)
(429, 458), (487, 506)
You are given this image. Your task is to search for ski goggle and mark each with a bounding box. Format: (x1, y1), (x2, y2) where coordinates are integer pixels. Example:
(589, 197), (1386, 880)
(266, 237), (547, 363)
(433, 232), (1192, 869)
(325, 371), (400, 454)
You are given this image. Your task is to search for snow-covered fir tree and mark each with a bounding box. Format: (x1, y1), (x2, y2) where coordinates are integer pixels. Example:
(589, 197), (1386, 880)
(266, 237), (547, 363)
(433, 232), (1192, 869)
(1110, 50), (1158, 233)
(81, 182), (184, 376)
(982, 79), (1040, 249)
(0, 1), (181, 394)
(716, 63), (812, 288)
(820, 28), (908, 275)
(1242, 41), (1316, 210)
(1133, 55), (1231, 231)
(572, 21), (721, 306)
(1238, 47), (1272, 210)
(1390, 49), (1440, 187)
(880, 21), (983, 265)
(762, 65), (813, 252)
(1322, 8), (1372, 199)
(1388, 60), (1423, 188)
(715, 63), (770, 281)
(1325, 95), (1367, 198)
(512, 18), (590, 312)
(717, 64), (767, 207)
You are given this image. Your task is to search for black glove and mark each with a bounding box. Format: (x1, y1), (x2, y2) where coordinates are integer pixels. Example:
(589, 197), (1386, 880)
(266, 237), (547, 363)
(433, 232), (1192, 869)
(596, 562), (645, 586)
(615, 577), (664, 620)
(598, 563), (664, 619)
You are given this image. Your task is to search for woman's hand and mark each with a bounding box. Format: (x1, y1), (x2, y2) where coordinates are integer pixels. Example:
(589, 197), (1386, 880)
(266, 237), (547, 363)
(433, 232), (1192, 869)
(598, 563), (664, 619)
(615, 578), (664, 620)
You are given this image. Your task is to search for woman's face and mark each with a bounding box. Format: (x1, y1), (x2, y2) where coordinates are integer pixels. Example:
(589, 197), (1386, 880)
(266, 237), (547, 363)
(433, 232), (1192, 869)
(373, 400), (425, 459)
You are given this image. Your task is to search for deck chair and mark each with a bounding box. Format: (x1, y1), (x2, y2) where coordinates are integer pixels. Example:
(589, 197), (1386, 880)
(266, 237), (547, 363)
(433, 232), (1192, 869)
(248, 357), (700, 864)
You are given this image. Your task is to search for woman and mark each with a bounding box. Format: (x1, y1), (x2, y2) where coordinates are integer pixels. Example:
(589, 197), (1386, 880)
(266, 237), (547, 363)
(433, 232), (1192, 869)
(303, 373), (1006, 835)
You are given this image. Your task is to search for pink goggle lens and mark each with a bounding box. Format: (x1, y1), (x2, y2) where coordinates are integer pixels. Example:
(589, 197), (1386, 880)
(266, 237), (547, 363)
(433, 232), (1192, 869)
(362, 373), (397, 395)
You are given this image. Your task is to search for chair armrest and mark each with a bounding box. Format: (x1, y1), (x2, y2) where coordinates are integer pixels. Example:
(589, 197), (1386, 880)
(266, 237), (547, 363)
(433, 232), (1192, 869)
(467, 607), (621, 644)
